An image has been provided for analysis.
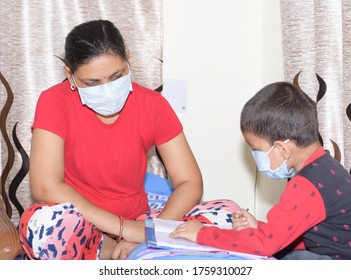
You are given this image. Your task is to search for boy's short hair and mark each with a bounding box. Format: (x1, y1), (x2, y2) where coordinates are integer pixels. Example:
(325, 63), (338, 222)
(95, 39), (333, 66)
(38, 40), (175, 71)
(240, 81), (319, 146)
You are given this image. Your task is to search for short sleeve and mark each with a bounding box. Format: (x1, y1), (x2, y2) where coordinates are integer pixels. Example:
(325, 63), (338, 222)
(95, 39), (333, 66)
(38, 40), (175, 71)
(153, 95), (183, 146)
(32, 87), (69, 140)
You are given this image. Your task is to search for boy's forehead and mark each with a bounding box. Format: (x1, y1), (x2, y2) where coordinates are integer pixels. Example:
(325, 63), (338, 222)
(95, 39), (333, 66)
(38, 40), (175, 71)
(243, 132), (271, 150)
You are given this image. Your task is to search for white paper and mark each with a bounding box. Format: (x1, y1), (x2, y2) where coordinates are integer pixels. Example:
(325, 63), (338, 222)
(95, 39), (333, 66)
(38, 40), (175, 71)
(147, 218), (267, 259)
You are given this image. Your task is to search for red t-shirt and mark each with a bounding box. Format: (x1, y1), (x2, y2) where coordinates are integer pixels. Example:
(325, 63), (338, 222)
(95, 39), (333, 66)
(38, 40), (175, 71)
(32, 80), (183, 219)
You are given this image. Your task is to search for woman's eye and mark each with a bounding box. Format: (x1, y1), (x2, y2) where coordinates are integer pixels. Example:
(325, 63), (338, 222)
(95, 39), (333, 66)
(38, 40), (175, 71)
(85, 81), (97, 87)
(111, 75), (122, 81)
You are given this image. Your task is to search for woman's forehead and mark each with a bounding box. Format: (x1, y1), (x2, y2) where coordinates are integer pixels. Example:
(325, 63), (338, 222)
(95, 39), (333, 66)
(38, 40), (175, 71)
(75, 54), (127, 78)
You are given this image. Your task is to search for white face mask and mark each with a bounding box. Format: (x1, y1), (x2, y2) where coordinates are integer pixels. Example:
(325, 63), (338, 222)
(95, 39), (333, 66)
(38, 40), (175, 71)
(73, 70), (132, 116)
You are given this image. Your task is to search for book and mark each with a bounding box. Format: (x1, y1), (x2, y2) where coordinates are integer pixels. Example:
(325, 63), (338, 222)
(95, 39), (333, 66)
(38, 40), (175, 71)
(145, 218), (268, 259)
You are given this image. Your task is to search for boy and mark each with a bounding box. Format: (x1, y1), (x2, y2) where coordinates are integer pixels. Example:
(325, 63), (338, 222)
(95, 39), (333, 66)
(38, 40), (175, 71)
(170, 82), (351, 259)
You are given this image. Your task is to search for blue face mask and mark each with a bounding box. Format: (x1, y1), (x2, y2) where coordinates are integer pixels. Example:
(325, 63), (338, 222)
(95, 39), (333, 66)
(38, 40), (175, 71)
(250, 139), (296, 179)
(73, 69), (132, 116)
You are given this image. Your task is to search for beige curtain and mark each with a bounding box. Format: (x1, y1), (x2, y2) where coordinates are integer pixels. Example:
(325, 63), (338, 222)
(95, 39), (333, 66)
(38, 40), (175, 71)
(0, 0), (163, 225)
(280, 0), (351, 171)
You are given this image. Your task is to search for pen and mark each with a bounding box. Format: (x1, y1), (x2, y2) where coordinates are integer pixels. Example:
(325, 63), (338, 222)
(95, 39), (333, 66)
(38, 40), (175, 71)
(239, 208), (249, 218)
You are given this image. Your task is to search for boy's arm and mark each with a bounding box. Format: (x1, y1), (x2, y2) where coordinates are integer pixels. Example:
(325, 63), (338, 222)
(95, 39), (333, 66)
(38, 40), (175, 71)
(196, 176), (325, 256)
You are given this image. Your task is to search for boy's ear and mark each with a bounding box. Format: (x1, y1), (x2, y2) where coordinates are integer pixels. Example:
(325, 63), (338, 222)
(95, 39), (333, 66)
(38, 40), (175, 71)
(274, 140), (292, 160)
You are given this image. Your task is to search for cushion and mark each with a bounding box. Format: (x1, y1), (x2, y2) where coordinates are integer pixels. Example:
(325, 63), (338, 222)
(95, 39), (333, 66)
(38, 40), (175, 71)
(144, 172), (173, 211)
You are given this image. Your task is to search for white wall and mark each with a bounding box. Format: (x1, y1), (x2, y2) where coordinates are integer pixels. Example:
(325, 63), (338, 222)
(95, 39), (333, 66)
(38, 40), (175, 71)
(257, 0), (286, 220)
(163, 0), (285, 220)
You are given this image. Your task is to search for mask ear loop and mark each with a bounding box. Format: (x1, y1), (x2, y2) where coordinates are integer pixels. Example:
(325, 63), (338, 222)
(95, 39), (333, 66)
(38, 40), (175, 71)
(266, 144), (276, 155)
(281, 139), (291, 160)
(267, 139), (291, 155)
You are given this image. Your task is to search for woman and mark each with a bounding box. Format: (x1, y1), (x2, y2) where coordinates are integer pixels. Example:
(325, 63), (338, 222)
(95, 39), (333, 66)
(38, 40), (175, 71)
(19, 19), (203, 260)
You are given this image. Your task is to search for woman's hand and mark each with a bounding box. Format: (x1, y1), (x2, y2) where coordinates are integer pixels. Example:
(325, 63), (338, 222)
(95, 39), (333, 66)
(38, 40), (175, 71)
(169, 220), (204, 243)
(122, 219), (145, 243)
(100, 220), (145, 259)
(111, 240), (139, 260)
(232, 209), (258, 231)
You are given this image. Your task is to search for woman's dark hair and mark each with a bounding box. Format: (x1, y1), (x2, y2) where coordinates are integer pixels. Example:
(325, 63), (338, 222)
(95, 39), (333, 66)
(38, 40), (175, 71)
(240, 82), (319, 147)
(61, 19), (127, 73)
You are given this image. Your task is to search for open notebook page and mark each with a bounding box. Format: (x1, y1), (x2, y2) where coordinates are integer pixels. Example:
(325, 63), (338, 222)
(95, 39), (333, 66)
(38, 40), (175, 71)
(145, 218), (267, 259)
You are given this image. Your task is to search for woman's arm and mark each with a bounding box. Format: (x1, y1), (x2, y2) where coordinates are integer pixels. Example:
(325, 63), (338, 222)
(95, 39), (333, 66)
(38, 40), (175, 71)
(29, 128), (144, 243)
(156, 132), (203, 220)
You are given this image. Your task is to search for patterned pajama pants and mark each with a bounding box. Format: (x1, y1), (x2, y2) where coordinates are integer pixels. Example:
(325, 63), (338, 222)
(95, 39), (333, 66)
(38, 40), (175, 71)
(19, 199), (240, 260)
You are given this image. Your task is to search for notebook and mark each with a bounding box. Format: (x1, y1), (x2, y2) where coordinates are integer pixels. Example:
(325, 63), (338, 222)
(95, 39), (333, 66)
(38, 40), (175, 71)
(145, 218), (267, 259)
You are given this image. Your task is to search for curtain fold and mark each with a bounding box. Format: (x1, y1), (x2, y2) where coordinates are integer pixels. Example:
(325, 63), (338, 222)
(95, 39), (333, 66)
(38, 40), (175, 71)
(0, 0), (163, 225)
(280, 0), (351, 172)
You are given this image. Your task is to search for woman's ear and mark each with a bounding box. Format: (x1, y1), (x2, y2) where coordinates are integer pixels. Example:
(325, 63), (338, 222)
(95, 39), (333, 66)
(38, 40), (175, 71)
(64, 66), (76, 91)
(64, 66), (72, 80)
(126, 50), (130, 63)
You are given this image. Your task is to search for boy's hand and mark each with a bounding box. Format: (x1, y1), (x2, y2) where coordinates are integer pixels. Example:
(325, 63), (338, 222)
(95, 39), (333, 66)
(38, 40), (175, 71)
(169, 220), (204, 242)
(232, 209), (258, 231)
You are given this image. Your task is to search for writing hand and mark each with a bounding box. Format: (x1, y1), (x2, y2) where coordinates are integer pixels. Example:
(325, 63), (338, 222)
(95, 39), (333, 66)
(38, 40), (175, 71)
(232, 208), (258, 231)
(169, 220), (204, 243)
